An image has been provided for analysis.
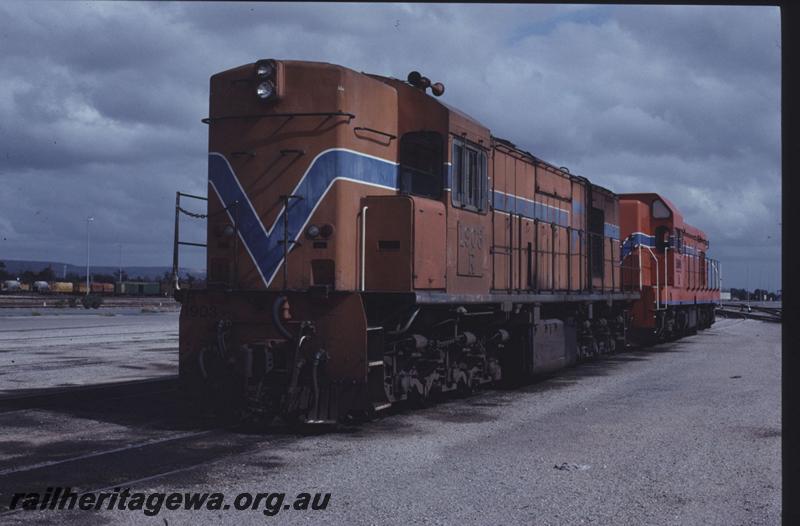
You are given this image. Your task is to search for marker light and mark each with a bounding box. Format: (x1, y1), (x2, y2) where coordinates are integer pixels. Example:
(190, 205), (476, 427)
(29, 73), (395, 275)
(306, 225), (320, 238)
(256, 81), (275, 99)
(256, 62), (274, 78)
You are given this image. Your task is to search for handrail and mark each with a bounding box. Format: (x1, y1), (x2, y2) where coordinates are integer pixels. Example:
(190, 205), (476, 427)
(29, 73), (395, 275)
(354, 127), (396, 141)
(201, 111), (356, 124)
(532, 187), (572, 203)
(360, 205), (369, 291)
(280, 149), (305, 157)
(638, 245), (643, 291)
(664, 245), (669, 302)
(640, 245), (660, 310)
(178, 192), (208, 201)
(280, 194), (304, 291)
(173, 191), (209, 292)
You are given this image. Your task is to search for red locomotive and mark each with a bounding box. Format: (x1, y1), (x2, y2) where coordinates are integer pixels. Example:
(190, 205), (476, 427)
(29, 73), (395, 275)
(173, 59), (720, 424)
(620, 194), (720, 341)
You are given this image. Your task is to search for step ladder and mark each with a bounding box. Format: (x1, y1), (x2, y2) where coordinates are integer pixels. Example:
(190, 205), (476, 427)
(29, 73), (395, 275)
(367, 326), (391, 412)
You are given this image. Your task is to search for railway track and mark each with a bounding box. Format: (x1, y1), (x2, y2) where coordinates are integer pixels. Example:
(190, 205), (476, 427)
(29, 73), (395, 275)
(0, 294), (179, 310)
(715, 304), (781, 323)
(0, 376), (179, 412)
(0, 426), (279, 517)
(0, 376), (286, 517)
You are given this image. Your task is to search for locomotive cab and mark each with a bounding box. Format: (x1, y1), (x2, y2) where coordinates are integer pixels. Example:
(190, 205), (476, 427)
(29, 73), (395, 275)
(619, 193), (720, 342)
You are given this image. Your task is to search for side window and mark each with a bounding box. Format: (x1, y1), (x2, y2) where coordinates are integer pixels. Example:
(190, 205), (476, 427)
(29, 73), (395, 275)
(451, 138), (487, 212)
(452, 142), (463, 197)
(398, 131), (443, 199)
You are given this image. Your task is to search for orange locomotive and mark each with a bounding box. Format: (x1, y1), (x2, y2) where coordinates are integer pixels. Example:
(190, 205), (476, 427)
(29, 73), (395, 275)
(173, 59), (719, 424)
(620, 194), (720, 341)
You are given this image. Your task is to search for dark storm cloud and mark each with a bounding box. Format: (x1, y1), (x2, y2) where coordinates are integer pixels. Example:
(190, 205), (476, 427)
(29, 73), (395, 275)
(616, 6), (780, 79)
(0, 3), (780, 289)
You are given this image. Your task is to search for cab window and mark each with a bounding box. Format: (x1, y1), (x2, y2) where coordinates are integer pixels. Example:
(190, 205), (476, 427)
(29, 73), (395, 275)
(652, 199), (671, 219)
(398, 131), (443, 199)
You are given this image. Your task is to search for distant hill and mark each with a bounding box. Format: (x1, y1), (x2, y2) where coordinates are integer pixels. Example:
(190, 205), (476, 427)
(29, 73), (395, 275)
(0, 259), (205, 281)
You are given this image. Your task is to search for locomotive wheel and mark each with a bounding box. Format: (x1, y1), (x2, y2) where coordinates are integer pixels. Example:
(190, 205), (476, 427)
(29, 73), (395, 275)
(427, 383), (444, 403)
(456, 379), (473, 398)
(239, 412), (275, 432)
(281, 410), (303, 427)
(298, 421), (339, 435)
(347, 404), (377, 424)
(284, 411), (339, 434)
(407, 385), (428, 408)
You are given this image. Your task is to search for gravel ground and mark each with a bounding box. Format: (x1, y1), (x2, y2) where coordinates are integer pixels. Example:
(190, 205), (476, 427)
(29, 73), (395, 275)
(1, 318), (780, 525)
(0, 312), (178, 394)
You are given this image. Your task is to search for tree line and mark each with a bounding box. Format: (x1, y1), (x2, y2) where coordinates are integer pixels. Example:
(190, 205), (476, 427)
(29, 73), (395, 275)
(0, 262), (201, 286)
(728, 288), (780, 301)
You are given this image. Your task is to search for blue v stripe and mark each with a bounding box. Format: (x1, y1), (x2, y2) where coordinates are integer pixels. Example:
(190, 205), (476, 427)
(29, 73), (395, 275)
(209, 149), (398, 287)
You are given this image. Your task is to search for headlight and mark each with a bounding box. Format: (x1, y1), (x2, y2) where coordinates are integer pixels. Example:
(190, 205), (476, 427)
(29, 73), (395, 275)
(306, 225), (320, 238)
(320, 224), (334, 238)
(256, 62), (274, 78)
(256, 81), (275, 99)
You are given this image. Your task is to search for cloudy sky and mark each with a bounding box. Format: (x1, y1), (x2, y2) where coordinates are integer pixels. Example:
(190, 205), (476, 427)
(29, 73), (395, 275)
(0, 3), (781, 290)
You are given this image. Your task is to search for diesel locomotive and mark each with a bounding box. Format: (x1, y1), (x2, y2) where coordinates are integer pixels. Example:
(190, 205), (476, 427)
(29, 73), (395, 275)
(173, 59), (720, 424)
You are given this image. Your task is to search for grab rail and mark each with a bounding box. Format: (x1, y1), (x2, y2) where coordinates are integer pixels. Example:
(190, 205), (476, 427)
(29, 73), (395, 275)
(172, 191), (208, 292)
(639, 245), (660, 310)
(201, 111), (356, 124)
(360, 205), (369, 291)
(353, 127), (396, 141)
(664, 245), (669, 301)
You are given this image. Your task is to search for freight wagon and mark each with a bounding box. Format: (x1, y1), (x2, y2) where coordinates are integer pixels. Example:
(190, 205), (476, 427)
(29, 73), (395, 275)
(50, 282), (75, 293)
(115, 281), (161, 296)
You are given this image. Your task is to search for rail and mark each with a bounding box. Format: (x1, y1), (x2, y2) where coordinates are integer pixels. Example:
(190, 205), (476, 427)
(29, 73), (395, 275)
(0, 376), (178, 408)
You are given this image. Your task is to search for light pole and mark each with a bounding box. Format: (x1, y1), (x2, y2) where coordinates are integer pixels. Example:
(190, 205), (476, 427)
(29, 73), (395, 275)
(86, 216), (94, 295)
(118, 243), (122, 284)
